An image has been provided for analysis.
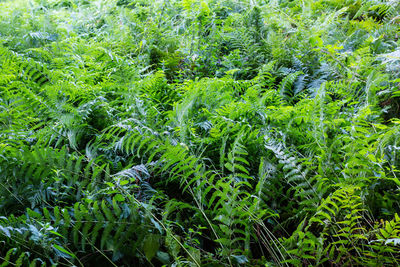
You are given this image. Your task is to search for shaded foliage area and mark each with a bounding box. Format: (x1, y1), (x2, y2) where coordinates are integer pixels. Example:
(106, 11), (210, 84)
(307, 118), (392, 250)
(1, 0), (400, 266)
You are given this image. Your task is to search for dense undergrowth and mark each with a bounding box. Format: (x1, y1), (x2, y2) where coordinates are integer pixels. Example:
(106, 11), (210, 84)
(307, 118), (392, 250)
(1, 0), (400, 266)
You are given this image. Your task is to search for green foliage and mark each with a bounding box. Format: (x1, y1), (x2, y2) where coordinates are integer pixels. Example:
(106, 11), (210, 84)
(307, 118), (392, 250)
(1, 0), (400, 265)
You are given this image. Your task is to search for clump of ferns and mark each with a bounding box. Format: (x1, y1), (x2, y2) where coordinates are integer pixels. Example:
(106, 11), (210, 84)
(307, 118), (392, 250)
(263, 131), (330, 223)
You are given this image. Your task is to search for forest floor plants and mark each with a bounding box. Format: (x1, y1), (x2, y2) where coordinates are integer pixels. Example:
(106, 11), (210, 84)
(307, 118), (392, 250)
(1, 0), (400, 266)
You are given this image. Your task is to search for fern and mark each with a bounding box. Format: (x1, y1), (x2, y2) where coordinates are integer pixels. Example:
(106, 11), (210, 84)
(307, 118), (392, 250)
(278, 71), (305, 105)
(264, 136), (323, 215)
(1, 0), (400, 265)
